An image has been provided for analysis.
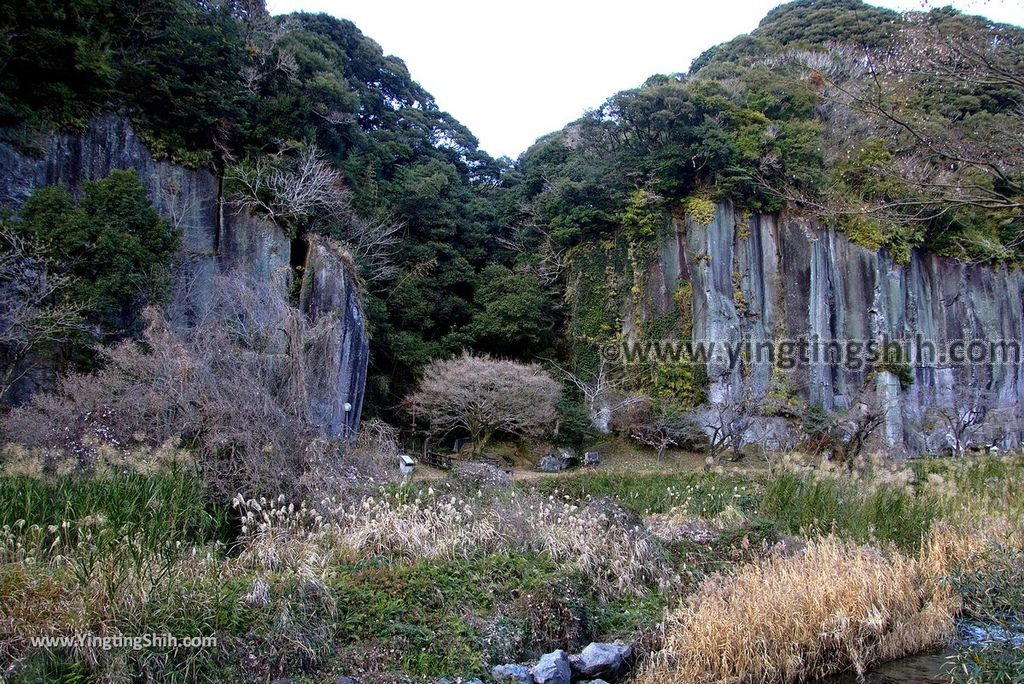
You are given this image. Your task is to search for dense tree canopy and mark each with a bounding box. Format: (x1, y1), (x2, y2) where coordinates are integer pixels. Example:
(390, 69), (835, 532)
(2, 170), (178, 362)
(511, 0), (1024, 263)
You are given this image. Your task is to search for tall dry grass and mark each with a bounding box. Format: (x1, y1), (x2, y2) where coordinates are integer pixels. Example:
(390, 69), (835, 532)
(234, 488), (675, 601)
(634, 530), (979, 684)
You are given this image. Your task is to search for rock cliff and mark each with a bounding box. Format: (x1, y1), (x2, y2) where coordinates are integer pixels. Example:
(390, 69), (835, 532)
(613, 201), (1024, 453)
(0, 115), (368, 439)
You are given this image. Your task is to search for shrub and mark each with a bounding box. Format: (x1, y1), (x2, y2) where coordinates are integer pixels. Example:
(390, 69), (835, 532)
(4, 170), (179, 347)
(403, 354), (561, 455)
(3, 274), (352, 500)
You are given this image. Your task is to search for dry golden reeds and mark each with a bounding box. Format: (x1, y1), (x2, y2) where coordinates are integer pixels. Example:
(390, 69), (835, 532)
(635, 534), (963, 683)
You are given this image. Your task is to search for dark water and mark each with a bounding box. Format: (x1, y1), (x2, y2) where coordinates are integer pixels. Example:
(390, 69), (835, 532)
(822, 651), (955, 683)
(821, 620), (1024, 683)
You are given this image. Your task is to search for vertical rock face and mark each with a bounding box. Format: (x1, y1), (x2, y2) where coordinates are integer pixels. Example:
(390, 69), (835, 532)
(0, 115), (368, 437)
(300, 236), (368, 439)
(625, 201), (1024, 451)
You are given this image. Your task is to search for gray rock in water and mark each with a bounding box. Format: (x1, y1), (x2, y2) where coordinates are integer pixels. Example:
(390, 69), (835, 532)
(532, 649), (571, 684)
(573, 641), (632, 679)
(492, 663), (533, 683)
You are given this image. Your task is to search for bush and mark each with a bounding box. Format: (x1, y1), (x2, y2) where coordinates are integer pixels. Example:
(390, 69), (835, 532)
(403, 354), (561, 455)
(4, 170), (179, 349)
(3, 274), (351, 500)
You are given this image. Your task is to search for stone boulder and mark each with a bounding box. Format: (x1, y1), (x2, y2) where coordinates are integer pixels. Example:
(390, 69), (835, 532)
(450, 460), (512, 489)
(532, 649), (570, 684)
(537, 448), (576, 472)
(572, 641), (632, 679)
(491, 663), (532, 683)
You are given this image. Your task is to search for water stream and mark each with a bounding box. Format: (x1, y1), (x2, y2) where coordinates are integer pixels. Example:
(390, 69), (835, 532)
(821, 620), (1023, 683)
(823, 651), (955, 683)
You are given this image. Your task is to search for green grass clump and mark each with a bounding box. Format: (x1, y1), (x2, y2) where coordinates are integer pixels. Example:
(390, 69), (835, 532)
(914, 455), (1024, 522)
(758, 471), (940, 549)
(0, 469), (231, 554)
(327, 552), (596, 678)
(533, 471), (757, 516)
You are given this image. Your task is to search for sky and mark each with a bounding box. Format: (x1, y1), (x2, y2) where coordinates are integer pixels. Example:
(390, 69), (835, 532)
(265, 0), (1024, 160)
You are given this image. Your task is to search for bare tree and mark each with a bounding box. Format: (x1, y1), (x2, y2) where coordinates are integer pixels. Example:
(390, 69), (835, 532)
(692, 397), (755, 465)
(341, 214), (403, 282)
(630, 406), (700, 461)
(985, 403), (1024, 451)
(0, 230), (86, 399)
(498, 221), (566, 285)
(924, 387), (995, 457)
(833, 390), (888, 466)
(226, 145), (400, 282)
(403, 354), (561, 456)
(550, 357), (646, 433)
(226, 144), (350, 226)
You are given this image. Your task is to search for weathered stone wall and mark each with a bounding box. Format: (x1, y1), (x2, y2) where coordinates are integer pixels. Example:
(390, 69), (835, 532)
(0, 115), (368, 438)
(300, 235), (368, 439)
(623, 201), (1024, 452)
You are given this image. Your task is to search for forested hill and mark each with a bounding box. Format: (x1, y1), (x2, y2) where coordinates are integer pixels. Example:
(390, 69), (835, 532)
(1, 0), (521, 408)
(1, 0), (1022, 413)
(509, 0), (1023, 270)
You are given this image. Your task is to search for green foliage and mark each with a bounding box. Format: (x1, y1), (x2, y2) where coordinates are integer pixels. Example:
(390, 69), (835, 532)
(872, 341), (914, 390)
(683, 195), (717, 225)
(840, 214), (885, 252)
(562, 242), (618, 375)
(649, 360), (707, 409)
(758, 472), (940, 549)
(118, 1), (245, 158)
(754, 0), (900, 49)
(619, 189), (662, 240)
(465, 265), (557, 359)
(0, 0), (119, 134)
(533, 471), (757, 516)
(554, 395), (596, 448)
(4, 170), (178, 349)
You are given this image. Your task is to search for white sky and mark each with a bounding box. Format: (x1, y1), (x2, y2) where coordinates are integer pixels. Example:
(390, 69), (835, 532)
(266, 0), (1024, 159)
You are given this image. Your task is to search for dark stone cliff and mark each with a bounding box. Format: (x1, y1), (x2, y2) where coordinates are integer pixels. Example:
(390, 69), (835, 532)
(624, 201), (1024, 453)
(0, 115), (368, 439)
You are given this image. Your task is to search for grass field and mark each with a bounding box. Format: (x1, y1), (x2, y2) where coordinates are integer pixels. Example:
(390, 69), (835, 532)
(1, 447), (1021, 683)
